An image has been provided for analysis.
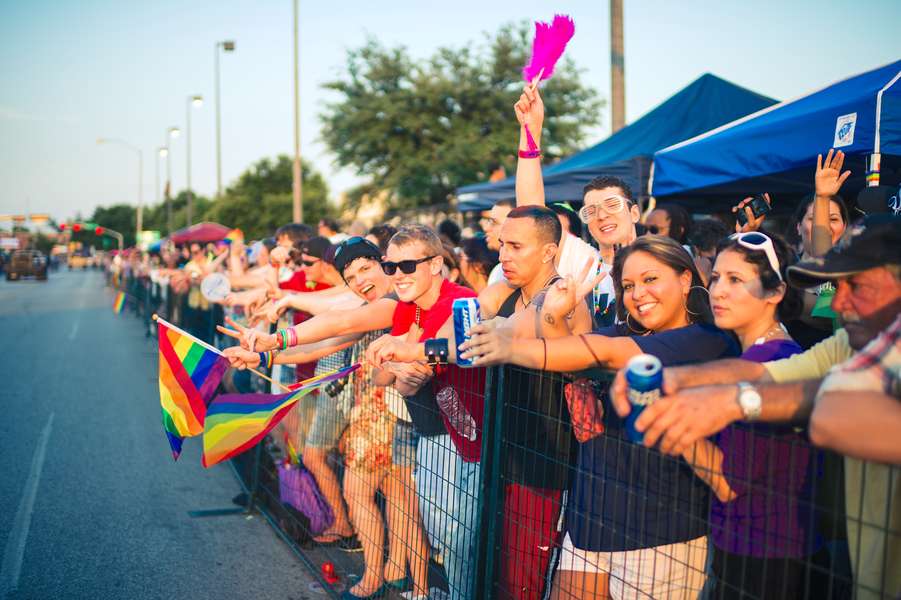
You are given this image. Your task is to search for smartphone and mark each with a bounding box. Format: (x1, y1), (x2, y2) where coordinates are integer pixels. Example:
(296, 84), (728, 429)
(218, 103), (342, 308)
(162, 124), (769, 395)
(737, 194), (771, 226)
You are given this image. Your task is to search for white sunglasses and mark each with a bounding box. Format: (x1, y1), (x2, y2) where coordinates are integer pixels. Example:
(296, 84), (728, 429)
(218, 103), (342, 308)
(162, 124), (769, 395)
(579, 195), (627, 223)
(730, 232), (783, 282)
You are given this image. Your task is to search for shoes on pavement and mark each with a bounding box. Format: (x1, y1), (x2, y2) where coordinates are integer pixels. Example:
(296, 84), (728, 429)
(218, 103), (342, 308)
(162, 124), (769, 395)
(340, 584), (385, 600)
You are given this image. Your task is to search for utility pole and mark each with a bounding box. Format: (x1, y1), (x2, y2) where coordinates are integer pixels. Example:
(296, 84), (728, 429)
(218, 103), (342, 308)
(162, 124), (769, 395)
(292, 0), (303, 223)
(610, 0), (626, 133)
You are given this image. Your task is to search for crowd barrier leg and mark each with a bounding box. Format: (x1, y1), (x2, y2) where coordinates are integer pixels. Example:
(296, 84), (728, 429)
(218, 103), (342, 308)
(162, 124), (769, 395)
(475, 368), (504, 600)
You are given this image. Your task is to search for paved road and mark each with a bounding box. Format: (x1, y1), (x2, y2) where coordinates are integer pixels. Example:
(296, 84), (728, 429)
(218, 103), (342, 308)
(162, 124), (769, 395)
(0, 270), (322, 600)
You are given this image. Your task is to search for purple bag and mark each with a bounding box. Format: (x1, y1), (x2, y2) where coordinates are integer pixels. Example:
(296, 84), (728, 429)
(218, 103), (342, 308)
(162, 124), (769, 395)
(277, 462), (334, 535)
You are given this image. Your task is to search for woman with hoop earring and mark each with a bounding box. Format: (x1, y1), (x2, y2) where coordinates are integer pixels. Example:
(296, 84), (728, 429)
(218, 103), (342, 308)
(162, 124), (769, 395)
(460, 235), (741, 600)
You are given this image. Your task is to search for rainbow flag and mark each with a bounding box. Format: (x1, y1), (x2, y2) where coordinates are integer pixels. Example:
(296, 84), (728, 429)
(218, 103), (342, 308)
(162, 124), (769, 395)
(157, 317), (230, 460)
(202, 364), (359, 467)
(223, 228), (243, 244)
(112, 291), (126, 314)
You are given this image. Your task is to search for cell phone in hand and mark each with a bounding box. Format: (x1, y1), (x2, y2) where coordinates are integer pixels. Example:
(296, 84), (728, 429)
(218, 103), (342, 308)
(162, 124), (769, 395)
(736, 194), (771, 226)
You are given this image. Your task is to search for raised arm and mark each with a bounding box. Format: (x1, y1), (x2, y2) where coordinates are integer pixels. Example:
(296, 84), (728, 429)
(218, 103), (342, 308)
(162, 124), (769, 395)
(514, 81), (546, 207)
(812, 149), (851, 256)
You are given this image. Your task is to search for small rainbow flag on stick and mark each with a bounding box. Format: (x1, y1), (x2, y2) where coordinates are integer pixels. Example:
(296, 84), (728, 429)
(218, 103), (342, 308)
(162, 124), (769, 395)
(156, 316), (230, 460)
(202, 364), (359, 467)
(113, 291), (126, 314)
(223, 228), (244, 244)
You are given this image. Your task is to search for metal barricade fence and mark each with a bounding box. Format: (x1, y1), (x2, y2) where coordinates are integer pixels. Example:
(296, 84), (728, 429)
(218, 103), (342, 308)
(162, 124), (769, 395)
(107, 277), (898, 600)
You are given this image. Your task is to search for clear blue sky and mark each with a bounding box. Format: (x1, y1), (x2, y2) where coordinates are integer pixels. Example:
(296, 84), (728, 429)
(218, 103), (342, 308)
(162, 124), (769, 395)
(1, 0), (899, 223)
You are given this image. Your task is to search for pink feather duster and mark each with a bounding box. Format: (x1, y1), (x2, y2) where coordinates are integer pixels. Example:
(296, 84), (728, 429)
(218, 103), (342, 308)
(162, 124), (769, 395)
(522, 14), (576, 83)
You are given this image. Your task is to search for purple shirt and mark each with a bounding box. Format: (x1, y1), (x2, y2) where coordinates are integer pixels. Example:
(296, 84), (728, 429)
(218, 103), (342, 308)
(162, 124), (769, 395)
(710, 339), (821, 558)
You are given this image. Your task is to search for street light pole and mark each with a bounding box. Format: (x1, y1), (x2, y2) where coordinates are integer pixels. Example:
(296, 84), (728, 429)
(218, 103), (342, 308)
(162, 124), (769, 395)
(186, 95), (203, 227)
(292, 0), (303, 223)
(215, 40), (236, 199)
(164, 127), (180, 235)
(96, 138), (144, 237)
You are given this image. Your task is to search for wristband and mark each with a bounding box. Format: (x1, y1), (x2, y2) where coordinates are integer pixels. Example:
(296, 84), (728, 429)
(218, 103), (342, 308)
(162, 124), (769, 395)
(424, 338), (449, 366)
(259, 351), (274, 370)
(518, 149), (541, 159)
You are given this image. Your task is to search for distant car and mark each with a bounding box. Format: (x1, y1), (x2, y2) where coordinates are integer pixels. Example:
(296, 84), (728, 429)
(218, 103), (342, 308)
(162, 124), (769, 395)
(68, 254), (88, 270)
(6, 250), (48, 281)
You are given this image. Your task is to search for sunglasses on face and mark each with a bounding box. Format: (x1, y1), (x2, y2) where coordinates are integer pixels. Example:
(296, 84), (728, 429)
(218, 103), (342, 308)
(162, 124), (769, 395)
(730, 232), (783, 282)
(301, 258), (319, 267)
(579, 196), (627, 223)
(380, 255), (435, 276)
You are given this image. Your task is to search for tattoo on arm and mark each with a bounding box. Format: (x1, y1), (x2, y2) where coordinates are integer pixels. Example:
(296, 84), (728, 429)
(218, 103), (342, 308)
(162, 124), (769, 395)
(544, 312), (556, 325)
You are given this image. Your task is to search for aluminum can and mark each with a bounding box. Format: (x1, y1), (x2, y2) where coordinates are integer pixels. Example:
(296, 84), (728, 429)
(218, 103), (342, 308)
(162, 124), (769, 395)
(624, 353), (663, 444)
(452, 297), (481, 367)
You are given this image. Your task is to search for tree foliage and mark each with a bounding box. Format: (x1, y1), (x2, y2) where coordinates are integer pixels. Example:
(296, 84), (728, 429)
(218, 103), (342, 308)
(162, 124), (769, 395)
(86, 155), (334, 245)
(320, 22), (603, 209)
(203, 155), (333, 239)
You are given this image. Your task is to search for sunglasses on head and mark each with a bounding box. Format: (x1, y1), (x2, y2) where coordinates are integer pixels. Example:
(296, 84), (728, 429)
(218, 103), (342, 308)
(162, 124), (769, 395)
(380, 255), (435, 276)
(334, 236), (366, 258)
(579, 195), (627, 223)
(730, 232), (783, 282)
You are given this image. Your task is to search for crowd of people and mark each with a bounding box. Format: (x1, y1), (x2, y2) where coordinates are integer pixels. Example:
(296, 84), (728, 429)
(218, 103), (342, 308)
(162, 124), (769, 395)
(111, 81), (899, 600)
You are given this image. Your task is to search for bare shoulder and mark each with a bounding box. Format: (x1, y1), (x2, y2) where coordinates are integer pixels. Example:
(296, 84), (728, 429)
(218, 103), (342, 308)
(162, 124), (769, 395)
(479, 280), (517, 318)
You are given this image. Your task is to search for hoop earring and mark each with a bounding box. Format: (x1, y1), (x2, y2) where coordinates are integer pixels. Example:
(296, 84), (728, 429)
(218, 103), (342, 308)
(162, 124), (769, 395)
(625, 312), (647, 335)
(683, 285), (709, 318)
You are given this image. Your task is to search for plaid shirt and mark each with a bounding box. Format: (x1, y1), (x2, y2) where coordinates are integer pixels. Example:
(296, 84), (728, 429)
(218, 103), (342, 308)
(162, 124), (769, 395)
(819, 314), (901, 398)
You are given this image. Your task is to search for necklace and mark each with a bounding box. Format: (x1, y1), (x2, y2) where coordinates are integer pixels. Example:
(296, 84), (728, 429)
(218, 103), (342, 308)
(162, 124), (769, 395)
(753, 323), (785, 346)
(520, 274), (559, 310)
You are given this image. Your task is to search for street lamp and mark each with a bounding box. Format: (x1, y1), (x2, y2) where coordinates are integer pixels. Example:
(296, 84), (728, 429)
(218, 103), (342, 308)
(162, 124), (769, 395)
(215, 39), (236, 198)
(185, 94), (203, 227)
(96, 138), (144, 235)
(292, 0), (303, 223)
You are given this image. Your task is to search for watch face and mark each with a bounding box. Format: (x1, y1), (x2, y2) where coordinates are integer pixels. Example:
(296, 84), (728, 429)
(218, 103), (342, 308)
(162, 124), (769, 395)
(201, 273), (231, 301)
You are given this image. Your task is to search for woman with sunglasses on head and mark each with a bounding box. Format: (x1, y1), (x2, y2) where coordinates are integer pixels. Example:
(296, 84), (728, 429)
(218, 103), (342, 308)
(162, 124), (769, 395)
(455, 236), (740, 600)
(679, 231), (823, 600)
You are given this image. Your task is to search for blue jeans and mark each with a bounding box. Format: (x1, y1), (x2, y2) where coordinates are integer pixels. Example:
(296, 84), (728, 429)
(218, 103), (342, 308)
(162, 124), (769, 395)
(415, 434), (480, 600)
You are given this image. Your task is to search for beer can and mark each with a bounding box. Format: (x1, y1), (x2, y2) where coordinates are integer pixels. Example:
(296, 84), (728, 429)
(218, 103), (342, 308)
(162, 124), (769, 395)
(452, 297), (481, 367)
(624, 354), (663, 444)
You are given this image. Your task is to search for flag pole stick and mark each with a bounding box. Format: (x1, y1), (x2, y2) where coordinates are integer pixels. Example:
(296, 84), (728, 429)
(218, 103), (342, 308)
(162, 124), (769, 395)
(152, 314), (291, 392)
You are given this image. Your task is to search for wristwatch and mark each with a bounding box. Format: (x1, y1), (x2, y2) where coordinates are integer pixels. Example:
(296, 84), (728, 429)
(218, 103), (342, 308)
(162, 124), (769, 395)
(736, 381), (762, 421)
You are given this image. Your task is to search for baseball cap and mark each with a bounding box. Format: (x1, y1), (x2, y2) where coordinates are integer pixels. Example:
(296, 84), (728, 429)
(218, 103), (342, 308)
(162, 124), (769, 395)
(857, 185), (901, 216)
(332, 236), (382, 276)
(787, 214), (901, 288)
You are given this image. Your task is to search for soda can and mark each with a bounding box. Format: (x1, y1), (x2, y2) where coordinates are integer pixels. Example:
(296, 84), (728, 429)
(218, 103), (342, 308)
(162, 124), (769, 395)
(624, 353), (663, 444)
(452, 297), (481, 367)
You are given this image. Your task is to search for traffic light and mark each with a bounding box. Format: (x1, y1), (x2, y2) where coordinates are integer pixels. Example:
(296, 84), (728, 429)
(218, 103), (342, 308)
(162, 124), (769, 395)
(59, 223), (67, 232)
(72, 223), (82, 233)
(95, 226), (104, 236)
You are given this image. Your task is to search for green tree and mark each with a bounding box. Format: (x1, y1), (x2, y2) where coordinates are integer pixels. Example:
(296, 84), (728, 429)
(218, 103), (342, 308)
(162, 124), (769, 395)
(90, 204), (137, 246)
(203, 155), (333, 238)
(320, 22), (603, 209)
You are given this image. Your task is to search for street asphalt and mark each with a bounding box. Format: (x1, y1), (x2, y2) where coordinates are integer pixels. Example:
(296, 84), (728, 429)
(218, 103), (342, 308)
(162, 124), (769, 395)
(0, 269), (325, 600)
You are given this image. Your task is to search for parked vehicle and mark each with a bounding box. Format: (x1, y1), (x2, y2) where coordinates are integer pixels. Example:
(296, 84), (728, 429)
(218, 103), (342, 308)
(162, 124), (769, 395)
(6, 250), (48, 281)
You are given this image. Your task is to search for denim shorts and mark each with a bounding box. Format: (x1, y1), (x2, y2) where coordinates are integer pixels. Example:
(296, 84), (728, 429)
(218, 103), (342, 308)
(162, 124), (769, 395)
(305, 391), (348, 449)
(392, 419), (418, 468)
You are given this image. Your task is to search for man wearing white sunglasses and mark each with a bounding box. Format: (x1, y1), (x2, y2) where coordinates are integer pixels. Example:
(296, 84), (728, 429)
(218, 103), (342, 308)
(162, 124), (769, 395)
(513, 82), (640, 328)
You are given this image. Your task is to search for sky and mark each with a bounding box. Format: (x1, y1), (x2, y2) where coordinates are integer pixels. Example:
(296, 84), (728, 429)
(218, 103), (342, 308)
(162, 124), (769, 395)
(1, 0), (900, 225)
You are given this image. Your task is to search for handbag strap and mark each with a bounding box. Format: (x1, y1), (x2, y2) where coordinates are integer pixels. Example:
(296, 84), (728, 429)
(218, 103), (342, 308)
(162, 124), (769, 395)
(578, 334), (604, 369)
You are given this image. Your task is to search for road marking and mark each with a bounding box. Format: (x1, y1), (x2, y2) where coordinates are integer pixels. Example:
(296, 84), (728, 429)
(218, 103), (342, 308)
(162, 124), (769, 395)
(67, 282), (89, 342)
(0, 412), (55, 598)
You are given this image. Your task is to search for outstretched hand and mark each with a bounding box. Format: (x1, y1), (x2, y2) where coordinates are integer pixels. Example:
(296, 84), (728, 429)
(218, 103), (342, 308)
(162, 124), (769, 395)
(222, 346), (262, 371)
(815, 149), (851, 198)
(541, 258), (605, 323)
(216, 316), (277, 352)
(458, 322), (513, 366)
(732, 193), (771, 233)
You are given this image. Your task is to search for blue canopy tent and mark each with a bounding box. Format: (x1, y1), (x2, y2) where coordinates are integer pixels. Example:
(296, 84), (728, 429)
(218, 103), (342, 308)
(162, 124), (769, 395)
(456, 74), (777, 211)
(650, 60), (901, 208)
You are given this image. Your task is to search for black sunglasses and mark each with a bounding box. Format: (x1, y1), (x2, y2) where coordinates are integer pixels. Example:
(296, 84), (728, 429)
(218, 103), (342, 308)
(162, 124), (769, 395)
(301, 258), (319, 267)
(380, 255), (435, 276)
(334, 236), (366, 257)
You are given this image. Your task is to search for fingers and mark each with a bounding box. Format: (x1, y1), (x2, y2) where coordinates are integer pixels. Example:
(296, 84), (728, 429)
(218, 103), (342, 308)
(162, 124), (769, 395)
(816, 153), (823, 171)
(833, 149), (844, 171)
(824, 148), (834, 168)
(224, 316), (246, 333)
(217, 325), (242, 339)
(609, 369), (631, 417)
(838, 170), (851, 187)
